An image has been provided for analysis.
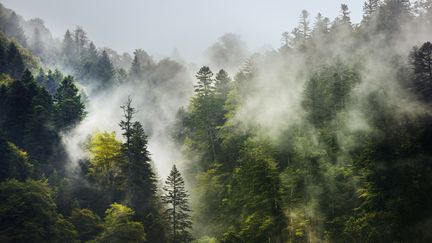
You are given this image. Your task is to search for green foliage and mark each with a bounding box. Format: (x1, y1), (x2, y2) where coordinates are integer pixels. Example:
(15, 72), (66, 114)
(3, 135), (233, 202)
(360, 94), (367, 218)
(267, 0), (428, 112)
(0, 179), (78, 243)
(97, 203), (146, 243)
(69, 208), (103, 242)
(163, 165), (193, 243)
(54, 75), (86, 130)
(88, 131), (124, 191)
(0, 135), (33, 181)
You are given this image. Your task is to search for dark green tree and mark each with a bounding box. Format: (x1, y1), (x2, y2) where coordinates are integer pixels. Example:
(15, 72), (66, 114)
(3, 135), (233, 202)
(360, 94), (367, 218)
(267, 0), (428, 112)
(162, 165), (193, 243)
(6, 42), (25, 79)
(410, 41), (432, 102)
(97, 203), (146, 243)
(0, 179), (78, 243)
(96, 50), (115, 88)
(54, 75), (86, 130)
(69, 208), (103, 242)
(119, 98), (166, 242)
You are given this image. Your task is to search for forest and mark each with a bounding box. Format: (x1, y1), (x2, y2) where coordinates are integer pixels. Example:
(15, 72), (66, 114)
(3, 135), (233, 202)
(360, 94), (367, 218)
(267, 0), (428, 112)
(1, 0), (432, 242)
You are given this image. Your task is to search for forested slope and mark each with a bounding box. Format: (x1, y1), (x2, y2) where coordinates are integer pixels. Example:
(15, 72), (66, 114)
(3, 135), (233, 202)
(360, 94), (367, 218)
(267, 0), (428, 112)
(1, 1), (432, 243)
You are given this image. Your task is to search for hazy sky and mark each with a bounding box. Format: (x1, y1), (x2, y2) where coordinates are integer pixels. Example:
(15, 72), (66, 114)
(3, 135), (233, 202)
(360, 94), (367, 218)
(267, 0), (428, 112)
(1, 0), (364, 62)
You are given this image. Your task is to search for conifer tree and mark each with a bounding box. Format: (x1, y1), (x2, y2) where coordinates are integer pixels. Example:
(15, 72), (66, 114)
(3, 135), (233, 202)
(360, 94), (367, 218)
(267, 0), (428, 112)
(162, 165), (192, 243)
(119, 98), (165, 242)
(54, 75), (86, 130)
(6, 42), (25, 79)
(410, 41), (432, 102)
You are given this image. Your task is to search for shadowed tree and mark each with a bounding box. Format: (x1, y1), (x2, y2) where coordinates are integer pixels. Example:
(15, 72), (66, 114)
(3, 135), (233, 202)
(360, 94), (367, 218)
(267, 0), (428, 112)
(410, 41), (432, 102)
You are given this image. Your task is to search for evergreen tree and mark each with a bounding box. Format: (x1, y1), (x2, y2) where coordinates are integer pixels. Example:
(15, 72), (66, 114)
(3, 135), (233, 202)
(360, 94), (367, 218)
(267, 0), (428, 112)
(119, 98), (165, 242)
(129, 49), (153, 81)
(290, 10), (311, 47)
(410, 41), (432, 102)
(162, 165), (192, 243)
(195, 66), (214, 96)
(62, 30), (75, 65)
(214, 69), (231, 99)
(312, 13), (330, 37)
(54, 75), (85, 130)
(364, 0), (381, 18)
(0, 179), (78, 242)
(6, 42), (25, 79)
(96, 50), (115, 88)
(3, 70), (38, 146)
(23, 86), (57, 164)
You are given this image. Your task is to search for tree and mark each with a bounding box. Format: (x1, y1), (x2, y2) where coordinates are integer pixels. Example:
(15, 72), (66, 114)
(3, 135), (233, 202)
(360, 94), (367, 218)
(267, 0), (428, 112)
(162, 165), (193, 243)
(410, 41), (432, 102)
(3, 70), (38, 146)
(363, 0), (381, 18)
(119, 98), (165, 242)
(54, 75), (85, 130)
(194, 66), (214, 96)
(96, 50), (115, 88)
(0, 179), (78, 243)
(312, 13), (330, 37)
(290, 10), (311, 47)
(69, 208), (103, 242)
(62, 30), (75, 65)
(129, 49), (153, 81)
(340, 4), (352, 25)
(214, 69), (231, 100)
(0, 135), (33, 181)
(6, 42), (25, 79)
(87, 131), (124, 194)
(23, 86), (57, 164)
(97, 203), (146, 243)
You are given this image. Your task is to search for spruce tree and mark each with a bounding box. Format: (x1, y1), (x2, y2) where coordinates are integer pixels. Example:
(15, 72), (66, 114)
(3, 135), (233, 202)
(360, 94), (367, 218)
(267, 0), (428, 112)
(162, 165), (192, 243)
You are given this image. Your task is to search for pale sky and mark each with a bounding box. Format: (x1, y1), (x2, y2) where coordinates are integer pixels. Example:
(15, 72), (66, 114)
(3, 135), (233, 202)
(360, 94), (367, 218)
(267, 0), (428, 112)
(0, 0), (364, 62)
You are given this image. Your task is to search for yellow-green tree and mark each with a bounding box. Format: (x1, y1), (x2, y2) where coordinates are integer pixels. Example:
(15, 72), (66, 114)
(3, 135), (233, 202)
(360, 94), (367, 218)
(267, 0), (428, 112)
(88, 131), (125, 202)
(97, 203), (146, 243)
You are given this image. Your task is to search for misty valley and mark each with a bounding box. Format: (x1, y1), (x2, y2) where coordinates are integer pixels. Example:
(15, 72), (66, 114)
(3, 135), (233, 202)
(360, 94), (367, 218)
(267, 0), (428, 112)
(1, 0), (432, 242)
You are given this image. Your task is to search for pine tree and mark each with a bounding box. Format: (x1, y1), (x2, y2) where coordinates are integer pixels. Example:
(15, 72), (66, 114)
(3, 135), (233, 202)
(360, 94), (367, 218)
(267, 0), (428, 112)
(313, 13), (330, 37)
(194, 66), (214, 97)
(364, 0), (381, 18)
(290, 10), (311, 47)
(340, 4), (352, 25)
(162, 165), (192, 243)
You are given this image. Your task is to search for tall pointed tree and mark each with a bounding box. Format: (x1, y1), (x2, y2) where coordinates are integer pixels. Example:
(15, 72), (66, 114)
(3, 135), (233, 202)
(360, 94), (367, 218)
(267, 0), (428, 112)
(54, 75), (86, 130)
(119, 98), (166, 242)
(162, 165), (192, 243)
